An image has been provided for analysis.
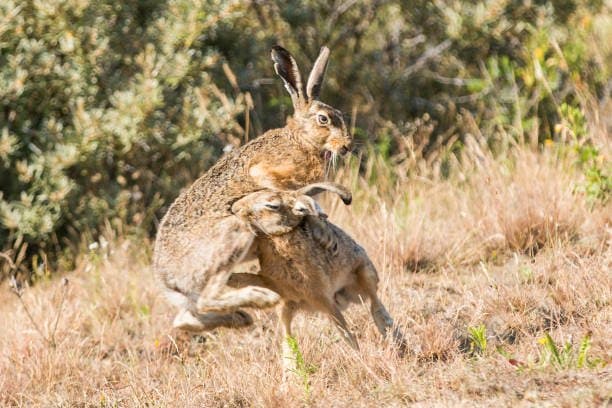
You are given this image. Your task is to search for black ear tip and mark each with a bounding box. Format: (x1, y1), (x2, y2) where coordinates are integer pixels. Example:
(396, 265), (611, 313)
(271, 45), (289, 56)
(342, 194), (352, 205)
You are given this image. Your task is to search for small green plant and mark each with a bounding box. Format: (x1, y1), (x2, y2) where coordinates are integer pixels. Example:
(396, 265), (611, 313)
(582, 164), (611, 204)
(286, 336), (317, 398)
(518, 266), (534, 283)
(468, 324), (487, 356)
(559, 103), (588, 140)
(557, 103), (611, 204)
(538, 332), (604, 370)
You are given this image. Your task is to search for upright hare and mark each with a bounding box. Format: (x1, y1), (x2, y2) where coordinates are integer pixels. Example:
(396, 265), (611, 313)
(154, 46), (352, 331)
(229, 183), (406, 367)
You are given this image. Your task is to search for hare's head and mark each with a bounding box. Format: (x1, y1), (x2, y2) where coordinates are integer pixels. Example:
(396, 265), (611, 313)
(271, 46), (351, 161)
(231, 182), (352, 236)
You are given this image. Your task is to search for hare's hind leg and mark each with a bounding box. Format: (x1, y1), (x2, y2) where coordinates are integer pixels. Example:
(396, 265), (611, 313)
(196, 238), (280, 313)
(196, 269), (280, 313)
(227, 272), (278, 291)
(173, 309), (253, 331)
(370, 297), (407, 354)
(196, 287), (280, 313)
(355, 263), (408, 353)
(319, 300), (359, 350)
(162, 287), (253, 331)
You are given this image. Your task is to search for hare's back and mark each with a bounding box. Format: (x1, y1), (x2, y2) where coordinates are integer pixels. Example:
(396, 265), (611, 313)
(162, 128), (323, 229)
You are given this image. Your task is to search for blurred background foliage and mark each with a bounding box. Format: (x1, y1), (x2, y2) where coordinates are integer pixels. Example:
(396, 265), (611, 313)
(0, 0), (610, 280)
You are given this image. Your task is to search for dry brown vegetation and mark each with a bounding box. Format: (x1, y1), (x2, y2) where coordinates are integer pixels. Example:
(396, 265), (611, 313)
(2, 1), (610, 406)
(1, 131), (610, 407)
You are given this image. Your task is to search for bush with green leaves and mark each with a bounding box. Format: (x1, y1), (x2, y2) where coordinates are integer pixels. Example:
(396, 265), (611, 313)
(0, 0), (609, 280)
(0, 0), (248, 279)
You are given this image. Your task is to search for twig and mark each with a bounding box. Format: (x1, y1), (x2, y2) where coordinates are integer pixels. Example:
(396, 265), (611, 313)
(401, 39), (452, 79)
(50, 278), (70, 347)
(325, 0), (360, 33)
(0, 251), (16, 269)
(9, 276), (69, 348)
(9, 276), (49, 346)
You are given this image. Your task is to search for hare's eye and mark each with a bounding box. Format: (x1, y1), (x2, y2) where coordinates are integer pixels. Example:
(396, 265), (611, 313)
(317, 114), (329, 125)
(264, 203), (280, 210)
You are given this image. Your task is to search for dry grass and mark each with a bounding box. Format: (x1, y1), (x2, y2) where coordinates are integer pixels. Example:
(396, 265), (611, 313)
(1, 141), (610, 407)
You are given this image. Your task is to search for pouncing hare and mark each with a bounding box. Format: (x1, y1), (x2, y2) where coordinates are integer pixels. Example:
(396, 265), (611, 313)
(153, 46), (353, 331)
(229, 182), (407, 370)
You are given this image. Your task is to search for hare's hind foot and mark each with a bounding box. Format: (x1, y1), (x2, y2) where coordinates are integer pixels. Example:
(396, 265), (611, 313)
(352, 263), (408, 355)
(320, 302), (359, 351)
(370, 301), (394, 336)
(371, 302), (408, 354)
(173, 309), (253, 332)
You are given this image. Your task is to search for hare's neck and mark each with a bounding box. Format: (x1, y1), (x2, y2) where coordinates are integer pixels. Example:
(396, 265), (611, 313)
(286, 117), (319, 152)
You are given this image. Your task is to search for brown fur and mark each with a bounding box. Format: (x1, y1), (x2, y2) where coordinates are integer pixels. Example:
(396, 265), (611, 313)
(229, 186), (407, 371)
(153, 46), (351, 331)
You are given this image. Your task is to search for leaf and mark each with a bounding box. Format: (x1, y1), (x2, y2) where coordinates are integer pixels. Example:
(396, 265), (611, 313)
(577, 333), (591, 369)
(543, 333), (563, 367)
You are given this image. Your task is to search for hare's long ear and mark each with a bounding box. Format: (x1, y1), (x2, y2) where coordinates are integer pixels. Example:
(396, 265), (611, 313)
(271, 46), (305, 109)
(306, 46), (330, 101)
(297, 182), (352, 205)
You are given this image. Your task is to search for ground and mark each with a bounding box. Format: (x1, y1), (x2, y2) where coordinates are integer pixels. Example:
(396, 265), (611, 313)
(1, 146), (610, 407)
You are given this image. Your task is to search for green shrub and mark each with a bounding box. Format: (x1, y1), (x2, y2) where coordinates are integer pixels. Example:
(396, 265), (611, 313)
(0, 0), (247, 279)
